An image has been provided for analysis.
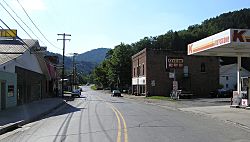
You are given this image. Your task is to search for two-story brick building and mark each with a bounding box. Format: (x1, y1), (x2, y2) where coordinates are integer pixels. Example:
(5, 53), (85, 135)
(131, 48), (219, 97)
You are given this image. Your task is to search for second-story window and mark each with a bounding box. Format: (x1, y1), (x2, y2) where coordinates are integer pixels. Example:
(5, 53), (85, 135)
(133, 68), (135, 77)
(142, 64), (144, 75)
(137, 66), (141, 76)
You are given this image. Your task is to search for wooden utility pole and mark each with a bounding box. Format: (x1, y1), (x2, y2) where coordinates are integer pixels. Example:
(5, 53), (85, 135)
(57, 33), (71, 97)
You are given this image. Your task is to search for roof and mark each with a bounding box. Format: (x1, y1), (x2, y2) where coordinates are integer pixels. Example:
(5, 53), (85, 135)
(0, 39), (39, 65)
(188, 29), (250, 57)
(220, 63), (250, 76)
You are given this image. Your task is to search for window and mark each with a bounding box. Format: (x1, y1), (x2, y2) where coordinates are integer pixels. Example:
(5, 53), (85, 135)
(201, 63), (206, 72)
(133, 68), (135, 77)
(226, 84), (228, 88)
(137, 66), (141, 76)
(142, 64), (145, 75)
(226, 76), (229, 80)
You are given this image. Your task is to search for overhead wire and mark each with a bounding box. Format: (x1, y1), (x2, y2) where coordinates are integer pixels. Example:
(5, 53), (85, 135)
(16, 0), (62, 50)
(0, 1), (60, 67)
(0, 18), (59, 67)
(2, 0), (47, 46)
(0, 1), (33, 41)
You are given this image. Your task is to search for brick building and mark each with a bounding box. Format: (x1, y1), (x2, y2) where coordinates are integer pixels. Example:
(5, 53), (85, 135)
(131, 48), (219, 97)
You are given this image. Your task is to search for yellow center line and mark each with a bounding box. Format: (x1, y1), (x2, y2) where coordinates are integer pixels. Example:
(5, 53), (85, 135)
(110, 106), (122, 142)
(113, 106), (128, 142)
(94, 95), (128, 142)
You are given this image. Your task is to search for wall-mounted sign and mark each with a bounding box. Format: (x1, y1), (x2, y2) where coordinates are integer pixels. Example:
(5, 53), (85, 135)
(0, 29), (17, 38)
(169, 72), (175, 79)
(166, 56), (184, 69)
(151, 80), (155, 87)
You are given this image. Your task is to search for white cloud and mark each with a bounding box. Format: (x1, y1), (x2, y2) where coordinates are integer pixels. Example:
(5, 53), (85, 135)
(11, 0), (46, 11)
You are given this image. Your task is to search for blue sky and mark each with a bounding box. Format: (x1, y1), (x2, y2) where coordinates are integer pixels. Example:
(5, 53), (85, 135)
(1, 0), (250, 54)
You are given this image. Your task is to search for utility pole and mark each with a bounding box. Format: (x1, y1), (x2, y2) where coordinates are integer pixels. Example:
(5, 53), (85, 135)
(57, 33), (71, 97)
(72, 53), (78, 91)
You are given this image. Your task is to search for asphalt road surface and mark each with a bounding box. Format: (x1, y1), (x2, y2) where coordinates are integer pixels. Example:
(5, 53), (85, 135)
(1, 86), (250, 142)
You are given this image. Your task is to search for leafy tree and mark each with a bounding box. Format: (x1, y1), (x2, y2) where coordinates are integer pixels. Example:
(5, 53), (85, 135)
(92, 8), (250, 87)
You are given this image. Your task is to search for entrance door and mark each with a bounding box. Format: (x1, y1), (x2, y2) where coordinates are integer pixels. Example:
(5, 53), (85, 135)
(1, 82), (6, 110)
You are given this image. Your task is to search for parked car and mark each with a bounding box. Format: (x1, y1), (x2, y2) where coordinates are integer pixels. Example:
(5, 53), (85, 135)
(111, 90), (121, 97)
(71, 89), (81, 97)
(217, 89), (233, 98)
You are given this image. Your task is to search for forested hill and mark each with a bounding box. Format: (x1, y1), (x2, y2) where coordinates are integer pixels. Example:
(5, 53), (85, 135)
(76, 48), (110, 64)
(93, 8), (250, 88)
(132, 8), (250, 53)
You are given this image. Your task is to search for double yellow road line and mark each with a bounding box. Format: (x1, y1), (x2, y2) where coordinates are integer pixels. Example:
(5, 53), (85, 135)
(95, 95), (128, 142)
(109, 104), (128, 142)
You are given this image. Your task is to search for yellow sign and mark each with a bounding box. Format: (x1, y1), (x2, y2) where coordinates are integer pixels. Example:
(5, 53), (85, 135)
(0, 29), (17, 37)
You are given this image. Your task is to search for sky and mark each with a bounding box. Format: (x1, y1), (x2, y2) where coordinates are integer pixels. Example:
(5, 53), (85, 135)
(0, 0), (250, 55)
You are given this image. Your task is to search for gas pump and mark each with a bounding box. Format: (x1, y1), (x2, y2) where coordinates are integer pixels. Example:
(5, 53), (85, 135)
(241, 77), (249, 106)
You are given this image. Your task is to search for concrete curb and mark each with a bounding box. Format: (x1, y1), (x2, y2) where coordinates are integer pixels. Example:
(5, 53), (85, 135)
(0, 100), (66, 135)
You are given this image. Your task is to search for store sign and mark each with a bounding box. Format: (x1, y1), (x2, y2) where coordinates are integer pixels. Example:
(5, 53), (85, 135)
(166, 56), (184, 69)
(0, 29), (17, 38)
(232, 30), (250, 42)
(32, 46), (47, 53)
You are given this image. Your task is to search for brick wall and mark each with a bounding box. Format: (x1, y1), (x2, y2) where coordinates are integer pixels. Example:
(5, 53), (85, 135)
(132, 48), (219, 97)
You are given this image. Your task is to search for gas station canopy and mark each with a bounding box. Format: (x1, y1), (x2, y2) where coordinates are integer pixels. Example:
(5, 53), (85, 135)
(187, 29), (250, 106)
(188, 29), (250, 57)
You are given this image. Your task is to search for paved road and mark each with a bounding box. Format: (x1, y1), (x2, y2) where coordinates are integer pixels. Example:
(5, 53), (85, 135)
(1, 86), (250, 142)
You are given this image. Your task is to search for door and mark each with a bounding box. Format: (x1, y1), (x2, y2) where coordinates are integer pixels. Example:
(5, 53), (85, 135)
(1, 82), (6, 110)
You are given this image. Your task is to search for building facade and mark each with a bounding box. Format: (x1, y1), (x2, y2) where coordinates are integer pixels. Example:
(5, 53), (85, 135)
(220, 64), (250, 91)
(0, 39), (56, 107)
(132, 48), (219, 97)
(0, 71), (17, 110)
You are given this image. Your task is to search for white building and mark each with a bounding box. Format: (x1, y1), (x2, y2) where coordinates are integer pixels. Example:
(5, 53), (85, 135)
(220, 64), (250, 91)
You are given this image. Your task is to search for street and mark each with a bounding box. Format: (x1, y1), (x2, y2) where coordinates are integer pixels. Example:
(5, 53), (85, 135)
(1, 86), (250, 142)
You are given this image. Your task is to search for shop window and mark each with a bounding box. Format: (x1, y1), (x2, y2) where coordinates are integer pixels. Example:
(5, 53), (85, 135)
(201, 63), (206, 72)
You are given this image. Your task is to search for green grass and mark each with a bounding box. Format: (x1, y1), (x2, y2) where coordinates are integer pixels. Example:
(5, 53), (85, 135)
(146, 96), (172, 101)
(91, 85), (97, 90)
(63, 91), (72, 94)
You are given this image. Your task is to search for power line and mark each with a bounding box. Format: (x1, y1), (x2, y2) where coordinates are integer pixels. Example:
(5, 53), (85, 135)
(16, 0), (62, 50)
(0, 1), (33, 40)
(0, 18), (57, 68)
(2, 0), (46, 46)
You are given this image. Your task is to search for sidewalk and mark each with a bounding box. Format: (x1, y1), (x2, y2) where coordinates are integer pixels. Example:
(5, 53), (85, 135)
(0, 98), (65, 135)
(123, 94), (250, 131)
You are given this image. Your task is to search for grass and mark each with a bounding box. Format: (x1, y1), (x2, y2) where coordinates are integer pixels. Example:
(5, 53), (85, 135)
(63, 91), (72, 94)
(91, 85), (97, 90)
(146, 96), (172, 101)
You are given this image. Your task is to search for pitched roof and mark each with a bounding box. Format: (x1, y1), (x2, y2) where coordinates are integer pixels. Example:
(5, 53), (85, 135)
(220, 63), (250, 76)
(0, 39), (39, 65)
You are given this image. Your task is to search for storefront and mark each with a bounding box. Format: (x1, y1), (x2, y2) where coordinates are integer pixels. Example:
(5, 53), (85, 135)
(188, 29), (250, 106)
(0, 71), (17, 110)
